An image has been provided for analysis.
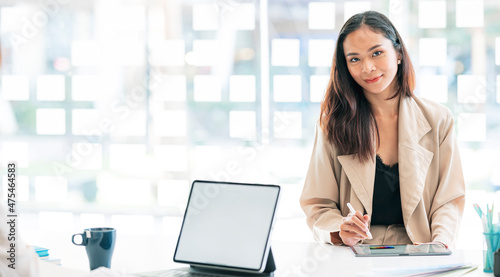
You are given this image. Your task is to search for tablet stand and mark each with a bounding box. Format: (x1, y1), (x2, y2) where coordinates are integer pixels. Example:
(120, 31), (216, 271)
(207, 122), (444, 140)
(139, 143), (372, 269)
(190, 247), (276, 276)
(262, 247), (276, 274)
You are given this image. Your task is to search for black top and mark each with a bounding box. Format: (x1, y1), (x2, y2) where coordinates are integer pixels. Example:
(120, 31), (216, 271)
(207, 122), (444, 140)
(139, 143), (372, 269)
(371, 155), (404, 225)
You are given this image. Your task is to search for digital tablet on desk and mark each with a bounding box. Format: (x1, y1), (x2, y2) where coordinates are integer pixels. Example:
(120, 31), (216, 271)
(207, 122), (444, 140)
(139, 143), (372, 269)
(350, 244), (452, 257)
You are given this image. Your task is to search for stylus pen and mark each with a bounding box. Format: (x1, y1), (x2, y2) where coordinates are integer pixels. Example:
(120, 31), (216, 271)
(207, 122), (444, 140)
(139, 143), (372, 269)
(347, 202), (373, 239)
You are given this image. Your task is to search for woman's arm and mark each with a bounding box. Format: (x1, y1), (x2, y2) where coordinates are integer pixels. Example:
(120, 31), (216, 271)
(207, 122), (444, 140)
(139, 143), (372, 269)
(429, 110), (466, 247)
(300, 123), (344, 244)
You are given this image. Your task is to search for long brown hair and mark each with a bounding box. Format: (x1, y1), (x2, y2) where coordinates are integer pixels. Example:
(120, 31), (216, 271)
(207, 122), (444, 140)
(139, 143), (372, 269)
(320, 11), (415, 162)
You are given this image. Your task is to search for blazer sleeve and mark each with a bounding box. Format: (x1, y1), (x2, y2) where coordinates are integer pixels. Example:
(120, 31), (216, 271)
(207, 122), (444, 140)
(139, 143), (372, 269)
(300, 123), (343, 244)
(429, 110), (466, 247)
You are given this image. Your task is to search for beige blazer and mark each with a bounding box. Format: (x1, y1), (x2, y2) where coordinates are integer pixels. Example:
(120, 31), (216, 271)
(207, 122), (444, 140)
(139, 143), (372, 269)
(300, 95), (465, 247)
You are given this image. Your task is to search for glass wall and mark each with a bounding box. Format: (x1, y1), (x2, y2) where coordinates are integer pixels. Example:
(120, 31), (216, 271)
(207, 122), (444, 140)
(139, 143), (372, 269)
(0, 0), (499, 233)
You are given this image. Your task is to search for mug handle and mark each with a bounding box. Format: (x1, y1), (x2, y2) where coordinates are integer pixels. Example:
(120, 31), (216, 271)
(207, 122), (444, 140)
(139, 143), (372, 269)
(72, 233), (88, 246)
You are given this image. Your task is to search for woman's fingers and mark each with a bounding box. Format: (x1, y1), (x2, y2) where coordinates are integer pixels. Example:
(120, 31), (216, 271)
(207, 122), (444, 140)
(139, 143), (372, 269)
(340, 220), (369, 239)
(341, 211), (371, 241)
(345, 211), (368, 224)
(342, 223), (369, 238)
(363, 214), (371, 223)
(350, 213), (369, 231)
(339, 226), (365, 246)
(346, 211), (370, 234)
(339, 230), (360, 244)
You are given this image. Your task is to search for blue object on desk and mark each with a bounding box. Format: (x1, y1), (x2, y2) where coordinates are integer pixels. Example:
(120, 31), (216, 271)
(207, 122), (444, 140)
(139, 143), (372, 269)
(473, 203), (483, 218)
(33, 246), (49, 257)
(484, 232), (500, 272)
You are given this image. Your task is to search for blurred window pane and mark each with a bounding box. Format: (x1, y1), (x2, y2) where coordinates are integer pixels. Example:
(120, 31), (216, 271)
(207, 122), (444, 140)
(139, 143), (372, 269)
(193, 4), (219, 30)
(72, 109), (103, 135)
(39, 212), (73, 231)
(457, 75), (486, 104)
(344, 1), (371, 22)
(456, 0), (484, 27)
(35, 176), (67, 202)
(496, 38), (500, 66)
(111, 110), (147, 137)
(98, 177), (151, 205)
(157, 180), (190, 208)
(1, 142), (29, 168)
(0, 7), (26, 33)
(111, 215), (154, 234)
(419, 38), (447, 66)
(151, 75), (186, 102)
(36, 109), (66, 135)
(194, 75), (221, 102)
(308, 2), (335, 30)
(419, 1), (446, 28)
(273, 75), (301, 102)
(271, 39), (300, 67)
(310, 75), (329, 103)
(115, 5), (145, 31)
(2, 75), (29, 101)
(106, 41), (145, 66)
(192, 40), (219, 66)
(71, 41), (101, 66)
(458, 113), (486, 142)
(229, 75), (256, 102)
(72, 143), (102, 170)
(109, 144), (147, 172)
(221, 3), (255, 30)
(229, 111), (256, 139)
(72, 75), (103, 101)
(274, 112), (302, 139)
(153, 110), (187, 137)
(150, 40), (185, 66)
(308, 39), (334, 67)
(418, 75), (448, 103)
(79, 214), (106, 230)
(153, 145), (188, 172)
(37, 75), (65, 101)
(497, 75), (500, 104)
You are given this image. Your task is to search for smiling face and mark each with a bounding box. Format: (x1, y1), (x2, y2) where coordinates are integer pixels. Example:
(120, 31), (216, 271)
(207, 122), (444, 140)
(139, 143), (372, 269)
(343, 26), (401, 99)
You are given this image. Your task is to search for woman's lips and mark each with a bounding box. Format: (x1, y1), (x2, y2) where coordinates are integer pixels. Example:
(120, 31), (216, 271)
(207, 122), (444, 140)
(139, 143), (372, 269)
(364, 75), (382, 84)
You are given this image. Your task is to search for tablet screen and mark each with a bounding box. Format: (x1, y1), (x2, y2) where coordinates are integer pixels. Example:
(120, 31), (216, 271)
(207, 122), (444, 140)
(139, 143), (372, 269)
(174, 181), (280, 272)
(350, 244), (451, 257)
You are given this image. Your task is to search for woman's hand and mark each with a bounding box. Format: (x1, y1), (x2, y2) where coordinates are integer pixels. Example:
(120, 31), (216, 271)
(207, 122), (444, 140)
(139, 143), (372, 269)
(339, 211), (371, 246)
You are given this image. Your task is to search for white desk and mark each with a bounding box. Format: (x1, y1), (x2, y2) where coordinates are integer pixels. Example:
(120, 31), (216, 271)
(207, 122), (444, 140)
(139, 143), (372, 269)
(35, 231), (489, 276)
(271, 241), (486, 276)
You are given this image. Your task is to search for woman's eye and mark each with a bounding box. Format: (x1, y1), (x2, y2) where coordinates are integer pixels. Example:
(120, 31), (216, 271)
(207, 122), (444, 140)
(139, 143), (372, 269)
(350, 57), (359, 62)
(373, 51), (382, 57)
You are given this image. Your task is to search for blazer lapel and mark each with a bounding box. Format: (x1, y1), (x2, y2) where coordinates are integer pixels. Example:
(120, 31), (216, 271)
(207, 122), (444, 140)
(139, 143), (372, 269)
(398, 97), (434, 226)
(338, 154), (375, 216)
(337, 96), (433, 222)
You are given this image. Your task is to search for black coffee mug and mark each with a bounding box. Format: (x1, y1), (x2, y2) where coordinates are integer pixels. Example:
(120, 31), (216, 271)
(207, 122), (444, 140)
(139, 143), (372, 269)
(72, 227), (116, 270)
(495, 249), (500, 277)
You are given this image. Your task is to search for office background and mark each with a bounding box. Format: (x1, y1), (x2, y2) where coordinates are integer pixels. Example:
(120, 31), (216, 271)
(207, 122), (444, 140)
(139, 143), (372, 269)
(0, 0), (498, 246)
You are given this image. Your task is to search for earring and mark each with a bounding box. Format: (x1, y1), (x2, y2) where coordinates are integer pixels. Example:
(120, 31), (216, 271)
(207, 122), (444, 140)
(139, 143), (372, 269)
(398, 60), (401, 64)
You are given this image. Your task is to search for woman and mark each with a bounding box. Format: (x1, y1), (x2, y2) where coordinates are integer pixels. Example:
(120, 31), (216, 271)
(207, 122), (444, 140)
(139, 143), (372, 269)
(300, 11), (465, 247)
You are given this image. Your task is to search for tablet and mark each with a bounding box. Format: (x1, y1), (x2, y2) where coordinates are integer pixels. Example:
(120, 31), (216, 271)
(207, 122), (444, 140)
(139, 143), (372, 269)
(350, 244), (452, 257)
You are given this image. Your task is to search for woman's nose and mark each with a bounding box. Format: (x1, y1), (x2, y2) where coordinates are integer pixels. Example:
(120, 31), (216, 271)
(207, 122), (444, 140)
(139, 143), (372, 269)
(362, 60), (375, 73)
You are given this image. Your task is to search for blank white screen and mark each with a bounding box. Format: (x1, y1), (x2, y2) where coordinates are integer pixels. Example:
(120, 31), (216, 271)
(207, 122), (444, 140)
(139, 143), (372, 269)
(174, 181), (279, 270)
